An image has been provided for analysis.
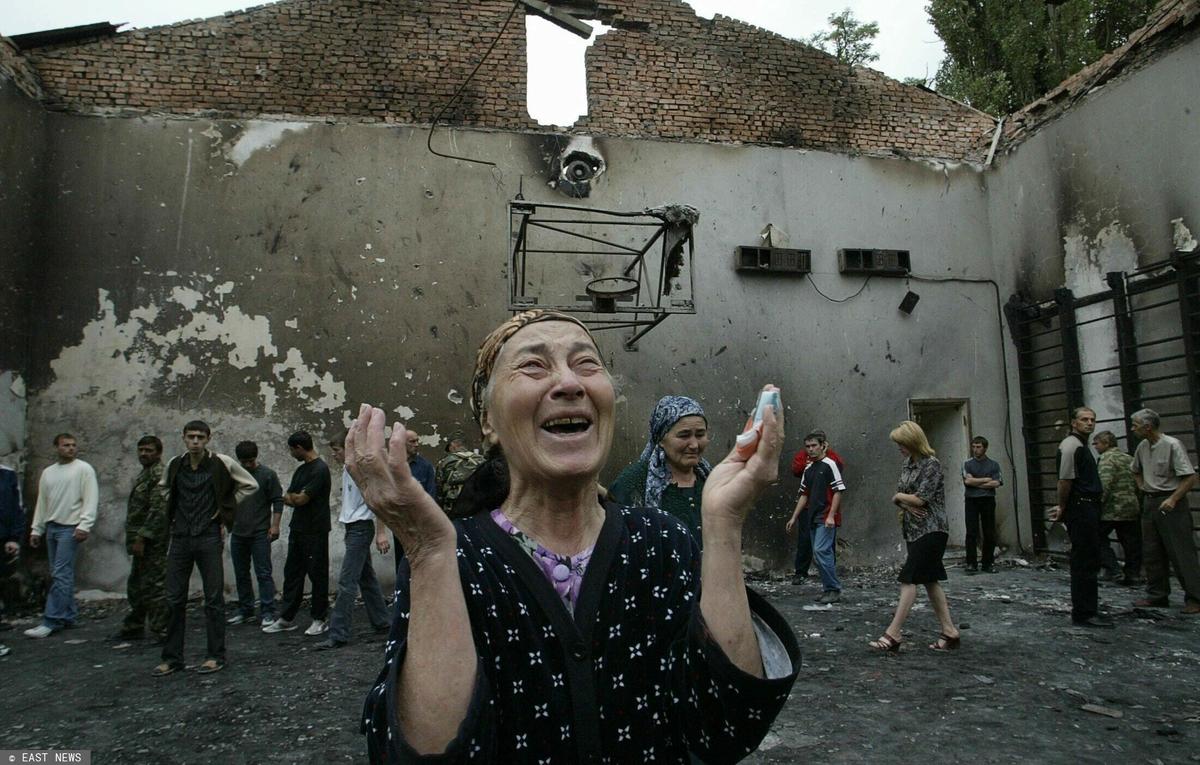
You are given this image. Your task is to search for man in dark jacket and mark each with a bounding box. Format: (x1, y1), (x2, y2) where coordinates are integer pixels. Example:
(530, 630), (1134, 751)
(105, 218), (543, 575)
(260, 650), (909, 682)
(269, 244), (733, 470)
(1048, 407), (1111, 628)
(153, 421), (257, 676)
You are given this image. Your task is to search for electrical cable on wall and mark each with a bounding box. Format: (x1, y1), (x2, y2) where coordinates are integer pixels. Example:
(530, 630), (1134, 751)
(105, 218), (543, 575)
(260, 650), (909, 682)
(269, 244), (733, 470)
(908, 274), (1025, 554)
(805, 267), (1026, 553)
(806, 273), (873, 303)
(425, 0), (522, 168)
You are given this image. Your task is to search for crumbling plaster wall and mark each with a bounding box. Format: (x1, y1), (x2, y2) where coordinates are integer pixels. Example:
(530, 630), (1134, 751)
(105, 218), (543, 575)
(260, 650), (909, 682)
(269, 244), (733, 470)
(8, 101), (1013, 586)
(984, 35), (1200, 525)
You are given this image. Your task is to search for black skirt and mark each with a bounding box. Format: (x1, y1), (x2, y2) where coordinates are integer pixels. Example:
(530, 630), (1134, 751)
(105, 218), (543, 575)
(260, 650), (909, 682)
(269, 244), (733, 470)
(898, 531), (949, 584)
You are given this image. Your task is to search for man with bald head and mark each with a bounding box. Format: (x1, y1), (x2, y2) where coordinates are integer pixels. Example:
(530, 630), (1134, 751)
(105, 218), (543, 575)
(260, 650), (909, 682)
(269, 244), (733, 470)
(1130, 408), (1200, 614)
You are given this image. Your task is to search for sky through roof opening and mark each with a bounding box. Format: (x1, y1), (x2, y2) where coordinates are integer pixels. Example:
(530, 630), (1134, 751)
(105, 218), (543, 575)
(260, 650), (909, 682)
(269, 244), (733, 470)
(525, 15), (612, 128)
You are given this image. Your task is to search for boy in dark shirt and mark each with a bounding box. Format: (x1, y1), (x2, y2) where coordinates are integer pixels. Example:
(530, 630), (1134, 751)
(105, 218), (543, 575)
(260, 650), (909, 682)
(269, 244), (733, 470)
(229, 441), (284, 627)
(154, 421), (257, 676)
(263, 431), (332, 636)
(786, 431), (846, 603)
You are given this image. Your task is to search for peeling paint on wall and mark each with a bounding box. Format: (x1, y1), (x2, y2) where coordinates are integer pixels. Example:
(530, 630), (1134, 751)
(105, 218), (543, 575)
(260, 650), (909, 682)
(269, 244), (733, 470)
(1062, 220), (1138, 295)
(1062, 220), (1137, 430)
(417, 433), (441, 448)
(225, 120), (312, 168)
(270, 348), (347, 413)
(1173, 217), (1198, 252)
(47, 286), (343, 414)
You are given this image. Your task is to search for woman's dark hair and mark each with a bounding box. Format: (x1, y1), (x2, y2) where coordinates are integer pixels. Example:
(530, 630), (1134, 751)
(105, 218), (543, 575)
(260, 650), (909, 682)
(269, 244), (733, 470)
(452, 446), (508, 519)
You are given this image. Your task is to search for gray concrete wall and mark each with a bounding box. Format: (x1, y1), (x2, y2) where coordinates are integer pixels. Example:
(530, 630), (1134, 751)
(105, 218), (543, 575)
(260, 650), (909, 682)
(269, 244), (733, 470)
(0, 77), (44, 481)
(7, 107), (1015, 589)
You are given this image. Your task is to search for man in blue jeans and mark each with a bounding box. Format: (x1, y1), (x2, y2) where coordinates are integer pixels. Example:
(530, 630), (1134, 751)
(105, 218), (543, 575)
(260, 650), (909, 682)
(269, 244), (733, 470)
(228, 441), (284, 627)
(317, 433), (389, 650)
(25, 433), (98, 639)
(788, 434), (845, 584)
(786, 431), (846, 604)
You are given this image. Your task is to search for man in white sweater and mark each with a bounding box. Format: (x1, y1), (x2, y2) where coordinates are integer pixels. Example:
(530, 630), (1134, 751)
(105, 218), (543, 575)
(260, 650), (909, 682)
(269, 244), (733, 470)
(26, 433), (98, 638)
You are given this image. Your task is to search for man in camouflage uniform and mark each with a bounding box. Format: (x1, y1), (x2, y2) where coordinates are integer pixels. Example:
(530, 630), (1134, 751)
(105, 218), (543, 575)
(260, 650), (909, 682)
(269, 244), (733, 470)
(1093, 430), (1142, 585)
(116, 435), (169, 640)
(435, 431), (485, 519)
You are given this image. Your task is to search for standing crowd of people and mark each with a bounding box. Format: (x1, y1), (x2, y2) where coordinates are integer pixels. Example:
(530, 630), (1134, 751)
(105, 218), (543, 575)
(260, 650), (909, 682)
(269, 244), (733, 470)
(1, 308), (1196, 760)
(1, 420), (481, 669)
(1050, 406), (1200, 627)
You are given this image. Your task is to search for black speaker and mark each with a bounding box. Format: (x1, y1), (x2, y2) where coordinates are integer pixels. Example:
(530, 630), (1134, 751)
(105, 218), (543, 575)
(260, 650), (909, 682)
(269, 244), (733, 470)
(898, 291), (920, 315)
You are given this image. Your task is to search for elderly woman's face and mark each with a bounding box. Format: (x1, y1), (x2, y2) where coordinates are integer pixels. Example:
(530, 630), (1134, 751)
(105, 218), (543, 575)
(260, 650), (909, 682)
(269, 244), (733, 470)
(484, 321), (614, 483)
(660, 415), (709, 473)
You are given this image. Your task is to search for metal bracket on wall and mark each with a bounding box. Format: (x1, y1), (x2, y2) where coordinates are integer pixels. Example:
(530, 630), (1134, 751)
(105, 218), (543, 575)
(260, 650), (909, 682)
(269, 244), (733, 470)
(507, 200), (698, 351)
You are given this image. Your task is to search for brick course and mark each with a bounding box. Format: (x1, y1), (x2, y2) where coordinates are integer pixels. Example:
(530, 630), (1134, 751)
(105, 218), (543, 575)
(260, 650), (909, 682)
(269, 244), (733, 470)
(0, 37), (45, 99)
(21, 0), (534, 129)
(577, 1), (994, 160)
(10, 0), (995, 161)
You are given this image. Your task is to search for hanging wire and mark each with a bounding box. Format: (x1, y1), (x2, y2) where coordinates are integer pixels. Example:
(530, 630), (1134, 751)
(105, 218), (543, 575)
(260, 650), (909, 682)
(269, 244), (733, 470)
(806, 273), (873, 303)
(425, 0), (523, 167)
(908, 274), (1024, 554)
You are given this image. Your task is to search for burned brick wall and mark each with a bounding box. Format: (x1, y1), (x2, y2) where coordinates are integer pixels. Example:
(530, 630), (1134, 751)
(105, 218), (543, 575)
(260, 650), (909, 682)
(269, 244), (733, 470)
(21, 0), (533, 127)
(16, 0), (993, 161)
(576, 0), (995, 159)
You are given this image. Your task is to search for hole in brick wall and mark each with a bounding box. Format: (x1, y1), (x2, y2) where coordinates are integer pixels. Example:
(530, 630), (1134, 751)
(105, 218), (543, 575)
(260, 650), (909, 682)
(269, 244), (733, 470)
(526, 15), (611, 127)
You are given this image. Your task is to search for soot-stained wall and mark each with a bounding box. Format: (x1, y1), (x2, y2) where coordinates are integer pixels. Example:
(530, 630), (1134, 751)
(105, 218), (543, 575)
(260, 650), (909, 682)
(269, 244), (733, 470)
(8, 107), (1013, 588)
(984, 37), (1200, 529)
(987, 39), (1200, 301)
(0, 77), (44, 474)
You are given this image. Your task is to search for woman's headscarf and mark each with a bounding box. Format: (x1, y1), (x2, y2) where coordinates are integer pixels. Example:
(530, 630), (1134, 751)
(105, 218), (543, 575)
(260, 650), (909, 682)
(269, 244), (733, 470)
(638, 395), (712, 509)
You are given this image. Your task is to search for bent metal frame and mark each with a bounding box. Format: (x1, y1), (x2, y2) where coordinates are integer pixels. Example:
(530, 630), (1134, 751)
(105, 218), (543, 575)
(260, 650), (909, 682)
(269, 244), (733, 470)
(507, 200), (697, 350)
(1005, 249), (1200, 552)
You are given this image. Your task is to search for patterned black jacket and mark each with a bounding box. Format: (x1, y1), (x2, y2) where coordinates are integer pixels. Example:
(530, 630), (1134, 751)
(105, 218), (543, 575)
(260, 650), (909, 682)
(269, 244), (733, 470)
(363, 504), (800, 763)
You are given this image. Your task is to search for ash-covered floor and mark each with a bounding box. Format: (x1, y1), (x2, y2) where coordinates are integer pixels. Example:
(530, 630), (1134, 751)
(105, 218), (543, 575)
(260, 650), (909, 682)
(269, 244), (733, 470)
(2, 561), (1198, 764)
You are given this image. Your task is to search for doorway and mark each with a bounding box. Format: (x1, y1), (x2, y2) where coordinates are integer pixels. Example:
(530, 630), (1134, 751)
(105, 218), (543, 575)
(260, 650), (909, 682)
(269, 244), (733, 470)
(908, 399), (971, 548)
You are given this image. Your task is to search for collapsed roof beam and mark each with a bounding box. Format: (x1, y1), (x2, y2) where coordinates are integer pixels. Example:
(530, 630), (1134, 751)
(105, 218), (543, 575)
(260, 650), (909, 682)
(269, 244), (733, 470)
(518, 0), (593, 39)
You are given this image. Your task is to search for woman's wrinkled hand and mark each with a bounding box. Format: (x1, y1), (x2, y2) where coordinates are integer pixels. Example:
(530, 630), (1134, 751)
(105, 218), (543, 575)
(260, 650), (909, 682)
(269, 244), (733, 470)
(702, 384), (783, 531)
(345, 404), (455, 556)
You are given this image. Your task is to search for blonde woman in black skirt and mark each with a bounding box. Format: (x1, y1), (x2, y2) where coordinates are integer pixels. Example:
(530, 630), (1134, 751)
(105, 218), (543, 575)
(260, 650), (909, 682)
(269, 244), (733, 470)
(868, 420), (962, 653)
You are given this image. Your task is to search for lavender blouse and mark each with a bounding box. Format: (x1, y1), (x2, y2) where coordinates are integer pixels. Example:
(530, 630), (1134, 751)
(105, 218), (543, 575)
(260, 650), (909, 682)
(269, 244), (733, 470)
(490, 508), (594, 614)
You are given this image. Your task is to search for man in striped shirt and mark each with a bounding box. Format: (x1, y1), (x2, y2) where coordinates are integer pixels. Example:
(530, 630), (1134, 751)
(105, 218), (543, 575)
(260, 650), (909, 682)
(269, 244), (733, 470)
(787, 431), (847, 604)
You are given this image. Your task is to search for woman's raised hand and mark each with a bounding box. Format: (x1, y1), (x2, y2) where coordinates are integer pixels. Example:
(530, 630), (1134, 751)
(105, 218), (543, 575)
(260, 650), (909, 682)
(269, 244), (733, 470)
(702, 384), (784, 529)
(345, 404), (455, 554)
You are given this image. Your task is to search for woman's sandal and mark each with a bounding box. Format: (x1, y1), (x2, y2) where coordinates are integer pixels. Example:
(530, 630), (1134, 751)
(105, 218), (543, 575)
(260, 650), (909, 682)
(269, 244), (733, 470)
(868, 633), (902, 653)
(929, 633), (961, 652)
(151, 662), (181, 677)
